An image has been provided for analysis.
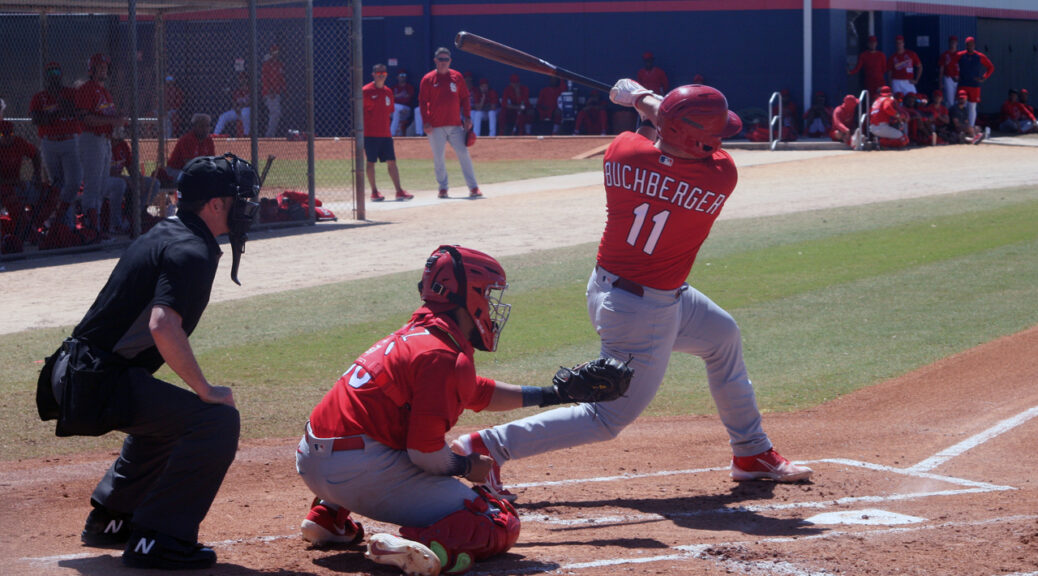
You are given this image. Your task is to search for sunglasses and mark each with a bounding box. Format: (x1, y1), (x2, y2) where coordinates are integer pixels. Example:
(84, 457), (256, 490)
(436, 57), (450, 62)
(374, 71), (388, 76)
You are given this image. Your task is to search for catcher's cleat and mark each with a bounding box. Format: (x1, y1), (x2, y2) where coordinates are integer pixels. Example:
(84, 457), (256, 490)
(429, 541), (473, 575)
(301, 497), (364, 546)
(452, 432), (517, 503)
(366, 533), (442, 576)
(731, 448), (813, 483)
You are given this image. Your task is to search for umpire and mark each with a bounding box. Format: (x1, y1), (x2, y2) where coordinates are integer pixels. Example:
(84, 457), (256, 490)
(35, 154), (260, 570)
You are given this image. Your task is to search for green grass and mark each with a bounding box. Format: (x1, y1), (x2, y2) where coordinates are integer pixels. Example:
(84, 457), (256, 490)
(4, 186), (1037, 460)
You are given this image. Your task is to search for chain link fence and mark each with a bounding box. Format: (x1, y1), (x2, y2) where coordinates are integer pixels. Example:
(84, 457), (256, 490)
(1, 0), (362, 259)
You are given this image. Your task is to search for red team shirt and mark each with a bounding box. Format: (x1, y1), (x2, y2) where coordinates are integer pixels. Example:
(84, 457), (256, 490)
(637, 67), (670, 96)
(870, 95), (902, 125)
(851, 51), (887, 93)
(419, 69), (471, 128)
(889, 50), (922, 81)
(0, 137), (39, 182)
(597, 132), (737, 291)
(167, 132), (216, 170)
(362, 82), (395, 138)
(308, 308), (495, 453)
(394, 82), (415, 107)
(938, 49), (959, 78)
(110, 138), (131, 176)
(75, 80), (117, 137)
(30, 87), (81, 139)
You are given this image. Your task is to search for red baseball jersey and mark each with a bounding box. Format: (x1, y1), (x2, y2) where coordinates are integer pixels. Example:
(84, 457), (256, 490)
(167, 132), (216, 170)
(75, 80), (117, 136)
(30, 87), (81, 139)
(110, 138), (131, 177)
(537, 85), (563, 119)
(362, 82), (394, 138)
(473, 87), (499, 110)
(596, 131), (737, 291)
(938, 49), (959, 78)
(261, 59), (285, 97)
(501, 84), (530, 109)
(870, 95), (902, 125)
(308, 307), (496, 453)
(393, 82), (415, 107)
(889, 50), (922, 81)
(851, 51), (887, 89)
(637, 67), (669, 96)
(419, 69), (471, 128)
(0, 137), (39, 182)
(831, 102), (857, 133)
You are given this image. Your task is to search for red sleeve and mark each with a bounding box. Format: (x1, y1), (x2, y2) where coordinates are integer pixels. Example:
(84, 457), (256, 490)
(465, 376), (496, 412)
(981, 53), (995, 78)
(167, 136), (189, 169)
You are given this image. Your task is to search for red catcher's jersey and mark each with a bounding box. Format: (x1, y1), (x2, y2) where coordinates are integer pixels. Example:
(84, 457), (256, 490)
(308, 307), (495, 453)
(363, 82), (394, 138)
(596, 131), (737, 291)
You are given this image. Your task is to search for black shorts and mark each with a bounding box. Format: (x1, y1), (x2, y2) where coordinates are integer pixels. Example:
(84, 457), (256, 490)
(364, 136), (396, 163)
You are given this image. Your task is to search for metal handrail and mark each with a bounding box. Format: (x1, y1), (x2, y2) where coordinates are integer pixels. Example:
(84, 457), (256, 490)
(855, 89), (871, 150)
(768, 91), (783, 150)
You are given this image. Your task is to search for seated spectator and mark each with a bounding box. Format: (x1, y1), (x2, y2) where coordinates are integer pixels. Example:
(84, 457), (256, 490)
(830, 94), (859, 147)
(501, 74), (533, 135)
(948, 89), (983, 144)
(213, 75), (251, 136)
(573, 91), (608, 135)
(1020, 89), (1035, 118)
(471, 78), (499, 137)
(0, 120), (48, 248)
(802, 91), (832, 137)
(536, 77), (564, 134)
(924, 89), (953, 144)
(999, 89), (1036, 134)
(770, 89), (799, 141)
(391, 70), (415, 136)
(106, 129), (160, 234)
(164, 113), (216, 182)
(869, 85), (909, 148)
(901, 92), (933, 146)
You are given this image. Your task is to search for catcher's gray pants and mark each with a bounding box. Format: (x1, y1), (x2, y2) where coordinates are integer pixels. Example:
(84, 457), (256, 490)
(296, 423), (474, 527)
(77, 132), (111, 216)
(426, 125), (477, 191)
(41, 136), (82, 225)
(85, 367), (239, 543)
(479, 266), (771, 465)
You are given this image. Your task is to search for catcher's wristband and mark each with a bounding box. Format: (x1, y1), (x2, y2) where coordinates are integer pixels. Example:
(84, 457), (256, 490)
(521, 385), (565, 408)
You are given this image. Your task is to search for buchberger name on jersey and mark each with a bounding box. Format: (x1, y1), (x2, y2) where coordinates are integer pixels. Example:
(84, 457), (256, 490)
(603, 160), (728, 214)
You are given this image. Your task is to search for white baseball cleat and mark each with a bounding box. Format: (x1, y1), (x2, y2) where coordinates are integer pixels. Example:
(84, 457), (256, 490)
(731, 448), (813, 483)
(365, 533), (442, 576)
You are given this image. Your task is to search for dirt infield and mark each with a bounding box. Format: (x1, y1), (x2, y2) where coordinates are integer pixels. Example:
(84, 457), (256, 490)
(3, 139), (1038, 575)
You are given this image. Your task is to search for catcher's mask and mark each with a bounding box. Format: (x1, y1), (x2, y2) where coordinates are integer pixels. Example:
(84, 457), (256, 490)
(418, 245), (510, 351)
(177, 153), (260, 285)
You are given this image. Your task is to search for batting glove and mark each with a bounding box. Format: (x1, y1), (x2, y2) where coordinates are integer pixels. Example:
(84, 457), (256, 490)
(610, 79), (653, 107)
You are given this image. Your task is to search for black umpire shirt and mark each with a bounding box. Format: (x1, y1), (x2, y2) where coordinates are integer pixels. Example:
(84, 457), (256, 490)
(71, 211), (223, 373)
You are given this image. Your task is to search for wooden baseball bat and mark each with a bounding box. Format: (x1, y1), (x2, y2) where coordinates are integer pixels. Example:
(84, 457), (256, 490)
(454, 31), (612, 93)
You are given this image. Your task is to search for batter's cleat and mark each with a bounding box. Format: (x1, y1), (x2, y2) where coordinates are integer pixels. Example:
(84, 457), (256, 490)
(438, 189), (449, 199)
(429, 541), (473, 574)
(366, 533), (442, 576)
(301, 497), (365, 546)
(122, 529), (217, 570)
(731, 448), (813, 483)
(371, 191), (386, 202)
(396, 191), (414, 201)
(468, 188), (483, 199)
(452, 432), (518, 503)
(81, 501), (132, 547)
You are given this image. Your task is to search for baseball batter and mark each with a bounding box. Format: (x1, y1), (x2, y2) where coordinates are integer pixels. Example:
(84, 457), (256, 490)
(455, 80), (813, 500)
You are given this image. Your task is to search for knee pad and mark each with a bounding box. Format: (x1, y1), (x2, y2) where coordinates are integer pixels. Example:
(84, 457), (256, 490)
(400, 486), (520, 571)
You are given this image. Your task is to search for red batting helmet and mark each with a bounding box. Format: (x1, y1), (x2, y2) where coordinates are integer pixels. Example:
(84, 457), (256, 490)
(418, 245), (511, 351)
(656, 84), (742, 159)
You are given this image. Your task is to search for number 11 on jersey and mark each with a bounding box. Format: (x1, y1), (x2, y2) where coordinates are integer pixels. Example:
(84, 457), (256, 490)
(627, 202), (670, 255)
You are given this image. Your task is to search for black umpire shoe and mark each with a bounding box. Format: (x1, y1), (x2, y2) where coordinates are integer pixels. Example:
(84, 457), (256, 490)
(80, 501), (132, 547)
(122, 529), (217, 570)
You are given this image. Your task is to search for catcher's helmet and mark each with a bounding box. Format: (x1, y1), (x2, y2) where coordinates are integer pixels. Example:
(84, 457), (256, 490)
(657, 84), (742, 159)
(418, 245), (510, 352)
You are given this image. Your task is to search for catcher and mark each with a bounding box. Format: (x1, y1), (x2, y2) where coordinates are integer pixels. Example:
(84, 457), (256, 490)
(295, 245), (631, 576)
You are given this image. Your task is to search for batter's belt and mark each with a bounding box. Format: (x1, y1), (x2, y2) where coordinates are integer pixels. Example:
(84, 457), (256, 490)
(303, 421), (365, 455)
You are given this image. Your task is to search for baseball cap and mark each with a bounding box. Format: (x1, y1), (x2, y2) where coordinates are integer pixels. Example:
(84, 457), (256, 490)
(509, 73), (519, 83)
(868, 35), (877, 42)
(479, 78), (489, 86)
(398, 70), (407, 76)
(932, 89), (943, 97)
(895, 34), (904, 41)
(1022, 89), (1030, 96)
(45, 61), (61, 71)
(165, 75), (175, 82)
(879, 86), (892, 96)
(957, 89), (968, 98)
(177, 156), (244, 203)
(949, 35), (958, 41)
(642, 51), (654, 60)
(965, 36), (975, 43)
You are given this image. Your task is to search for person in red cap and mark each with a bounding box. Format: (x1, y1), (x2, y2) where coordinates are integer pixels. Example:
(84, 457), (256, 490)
(888, 34), (922, 96)
(948, 89), (983, 144)
(390, 70), (416, 136)
(363, 63), (412, 202)
(501, 73), (533, 136)
(30, 61), (81, 230)
(261, 44), (285, 138)
(1020, 88), (1036, 119)
(952, 36), (995, 133)
(849, 35), (887, 98)
(925, 89), (953, 144)
(830, 94), (860, 147)
(75, 53), (129, 239)
(636, 51), (668, 96)
(869, 86), (909, 148)
(535, 77), (565, 135)
(573, 91), (608, 135)
(998, 89), (1036, 134)
(937, 35), (959, 108)
(471, 78), (499, 137)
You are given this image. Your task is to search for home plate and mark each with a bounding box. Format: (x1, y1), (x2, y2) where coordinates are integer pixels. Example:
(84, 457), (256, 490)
(806, 509), (926, 526)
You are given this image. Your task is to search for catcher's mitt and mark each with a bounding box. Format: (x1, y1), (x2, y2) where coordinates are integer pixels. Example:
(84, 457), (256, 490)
(552, 357), (633, 404)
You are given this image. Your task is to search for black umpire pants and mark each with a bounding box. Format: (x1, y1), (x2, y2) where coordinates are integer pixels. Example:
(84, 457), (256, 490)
(85, 368), (239, 543)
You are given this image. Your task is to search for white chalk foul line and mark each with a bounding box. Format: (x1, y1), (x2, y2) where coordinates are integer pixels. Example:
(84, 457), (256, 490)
(907, 404), (1038, 473)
